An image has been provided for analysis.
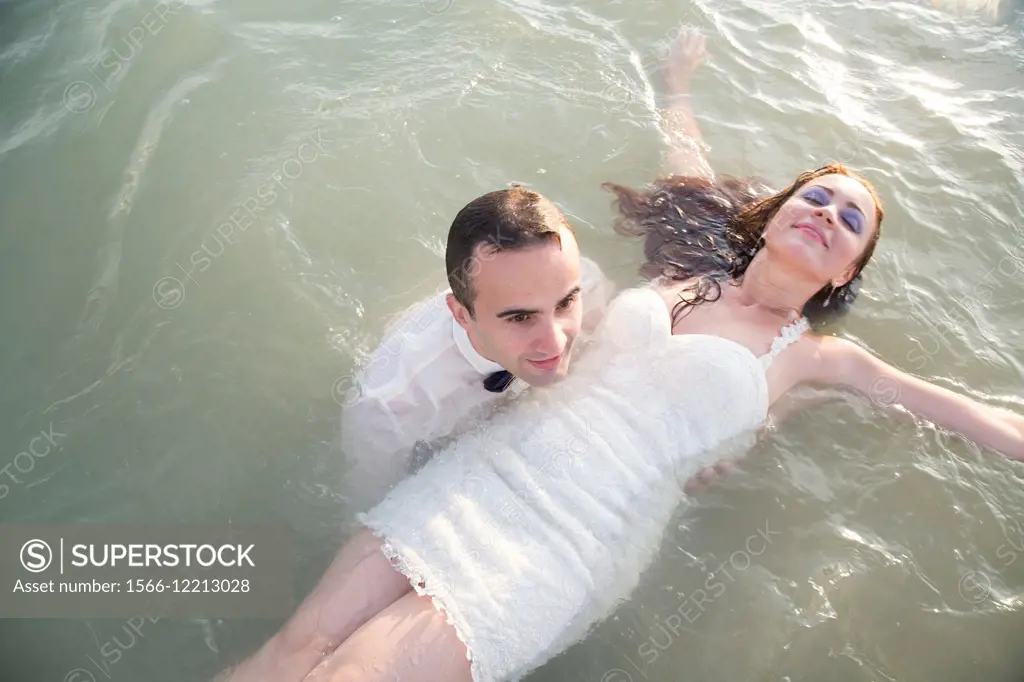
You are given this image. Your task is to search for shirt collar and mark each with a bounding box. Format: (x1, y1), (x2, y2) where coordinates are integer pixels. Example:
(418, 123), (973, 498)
(451, 315), (505, 376)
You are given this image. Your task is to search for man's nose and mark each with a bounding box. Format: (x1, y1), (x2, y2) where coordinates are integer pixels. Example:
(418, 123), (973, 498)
(536, 319), (567, 356)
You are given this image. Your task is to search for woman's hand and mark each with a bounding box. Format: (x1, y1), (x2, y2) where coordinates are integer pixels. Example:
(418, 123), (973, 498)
(662, 31), (707, 95)
(656, 30), (713, 179)
(994, 409), (1024, 460)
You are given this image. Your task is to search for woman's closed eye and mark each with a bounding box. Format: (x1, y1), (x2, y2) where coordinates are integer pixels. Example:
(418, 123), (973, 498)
(801, 187), (864, 234)
(801, 187), (830, 206)
(839, 208), (864, 234)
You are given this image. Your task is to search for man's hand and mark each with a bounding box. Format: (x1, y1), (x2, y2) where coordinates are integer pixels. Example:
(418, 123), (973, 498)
(683, 460), (736, 494)
(662, 31), (708, 95)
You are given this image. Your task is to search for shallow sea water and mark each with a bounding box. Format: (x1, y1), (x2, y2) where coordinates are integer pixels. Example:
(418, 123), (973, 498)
(1, 0), (1023, 679)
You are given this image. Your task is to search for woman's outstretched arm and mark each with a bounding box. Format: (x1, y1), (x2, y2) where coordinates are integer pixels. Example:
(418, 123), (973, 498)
(657, 32), (714, 180)
(811, 336), (1024, 460)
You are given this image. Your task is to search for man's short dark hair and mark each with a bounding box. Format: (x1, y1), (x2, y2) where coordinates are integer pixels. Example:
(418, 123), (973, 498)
(445, 185), (570, 316)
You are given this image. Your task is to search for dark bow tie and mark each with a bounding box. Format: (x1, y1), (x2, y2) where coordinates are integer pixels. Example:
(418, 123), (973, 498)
(483, 370), (515, 393)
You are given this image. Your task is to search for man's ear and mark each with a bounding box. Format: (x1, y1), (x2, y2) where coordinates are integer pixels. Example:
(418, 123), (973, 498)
(446, 293), (472, 329)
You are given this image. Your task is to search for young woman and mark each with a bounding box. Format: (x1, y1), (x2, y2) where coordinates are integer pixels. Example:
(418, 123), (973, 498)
(218, 34), (1024, 682)
(611, 32), (867, 489)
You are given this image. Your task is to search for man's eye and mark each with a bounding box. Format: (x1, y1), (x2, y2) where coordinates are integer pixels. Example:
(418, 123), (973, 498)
(509, 314), (530, 324)
(558, 296), (577, 310)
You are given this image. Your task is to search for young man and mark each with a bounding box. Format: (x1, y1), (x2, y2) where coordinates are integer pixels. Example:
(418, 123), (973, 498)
(340, 185), (615, 514)
(212, 186), (614, 682)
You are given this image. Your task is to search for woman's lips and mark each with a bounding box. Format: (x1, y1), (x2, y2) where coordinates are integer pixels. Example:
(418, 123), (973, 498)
(795, 222), (827, 247)
(528, 355), (561, 371)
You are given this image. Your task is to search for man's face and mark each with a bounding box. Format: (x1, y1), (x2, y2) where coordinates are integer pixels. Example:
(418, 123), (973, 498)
(448, 226), (583, 387)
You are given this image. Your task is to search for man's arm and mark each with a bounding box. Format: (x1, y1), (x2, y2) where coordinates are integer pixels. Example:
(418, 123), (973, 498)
(339, 388), (419, 513)
(338, 295), (450, 512)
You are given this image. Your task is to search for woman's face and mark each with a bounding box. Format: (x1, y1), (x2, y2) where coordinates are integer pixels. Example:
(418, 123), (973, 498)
(763, 173), (879, 286)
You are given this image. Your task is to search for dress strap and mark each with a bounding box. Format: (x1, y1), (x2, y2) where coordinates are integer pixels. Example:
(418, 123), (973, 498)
(758, 316), (810, 369)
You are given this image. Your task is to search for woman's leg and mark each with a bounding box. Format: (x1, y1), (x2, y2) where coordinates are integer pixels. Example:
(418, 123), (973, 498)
(217, 528), (413, 682)
(302, 591), (474, 682)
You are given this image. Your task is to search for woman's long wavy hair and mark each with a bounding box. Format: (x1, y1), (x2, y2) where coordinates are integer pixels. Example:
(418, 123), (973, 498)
(602, 163), (883, 327)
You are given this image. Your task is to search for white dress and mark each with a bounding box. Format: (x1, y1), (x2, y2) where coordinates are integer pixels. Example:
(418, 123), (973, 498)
(358, 285), (809, 682)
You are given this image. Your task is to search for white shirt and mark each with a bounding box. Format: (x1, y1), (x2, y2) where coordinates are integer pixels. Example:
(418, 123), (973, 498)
(340, 257), (616, 511)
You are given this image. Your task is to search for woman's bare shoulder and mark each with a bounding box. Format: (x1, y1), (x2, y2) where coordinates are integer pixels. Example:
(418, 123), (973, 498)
(768, 331), (834, 402)
(651, 277), (702, 314)
(784, 332), (866, 387)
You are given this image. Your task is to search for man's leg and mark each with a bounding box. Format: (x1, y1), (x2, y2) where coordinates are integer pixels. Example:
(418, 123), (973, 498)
(302, 591), (473, 682)
(216, 529), (413, 682)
